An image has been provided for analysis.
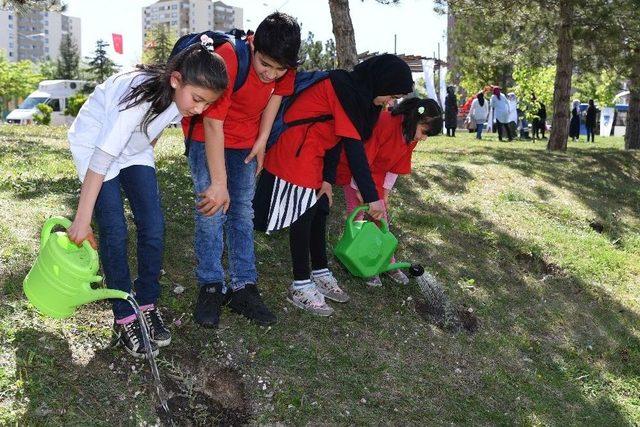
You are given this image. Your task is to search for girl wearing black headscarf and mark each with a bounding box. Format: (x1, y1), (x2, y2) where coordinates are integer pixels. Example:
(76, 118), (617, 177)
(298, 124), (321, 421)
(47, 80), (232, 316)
(254, 54), (413, 316)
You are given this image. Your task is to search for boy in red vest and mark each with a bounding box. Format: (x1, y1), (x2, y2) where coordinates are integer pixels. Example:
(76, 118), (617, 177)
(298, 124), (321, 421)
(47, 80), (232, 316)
(184, 13), (301, 328)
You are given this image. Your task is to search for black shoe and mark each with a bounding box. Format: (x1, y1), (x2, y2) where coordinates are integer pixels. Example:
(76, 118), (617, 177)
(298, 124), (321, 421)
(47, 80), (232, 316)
(194, 283), (228, 328)
(113, 318), (159, 359)
(228, 284), (277, 326)
(143, 307), (171, 347)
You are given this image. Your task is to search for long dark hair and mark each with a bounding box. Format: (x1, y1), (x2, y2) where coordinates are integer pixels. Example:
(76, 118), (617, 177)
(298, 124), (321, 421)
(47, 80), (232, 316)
(477, 92), (485, 107)
(119, 43), (228, 135)
(391, 97), (443, 142)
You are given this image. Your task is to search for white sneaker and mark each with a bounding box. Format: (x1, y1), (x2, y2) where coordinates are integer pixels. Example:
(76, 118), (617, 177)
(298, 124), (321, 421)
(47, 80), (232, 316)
(287, 284), (334, 316)
(312, 272), (350, 303)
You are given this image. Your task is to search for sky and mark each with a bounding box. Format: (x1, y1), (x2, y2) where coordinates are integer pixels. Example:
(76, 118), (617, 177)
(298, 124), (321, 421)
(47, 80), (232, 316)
(63, 0), (447, 68)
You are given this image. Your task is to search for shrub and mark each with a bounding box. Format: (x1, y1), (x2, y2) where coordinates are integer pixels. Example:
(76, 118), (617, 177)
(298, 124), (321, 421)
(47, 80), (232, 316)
(33, 103), (53, 125)
(64, 93), (88, 117)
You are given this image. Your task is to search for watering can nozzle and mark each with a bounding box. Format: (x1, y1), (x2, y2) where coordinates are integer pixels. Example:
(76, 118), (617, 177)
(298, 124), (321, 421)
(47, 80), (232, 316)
(409, 264), (425, 277)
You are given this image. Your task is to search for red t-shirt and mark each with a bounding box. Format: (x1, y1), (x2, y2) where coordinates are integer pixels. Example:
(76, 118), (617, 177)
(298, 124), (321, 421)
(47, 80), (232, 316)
(336, 112), (417, 196)
(264, 79), (361, 189)
(181, 41), (295, 149)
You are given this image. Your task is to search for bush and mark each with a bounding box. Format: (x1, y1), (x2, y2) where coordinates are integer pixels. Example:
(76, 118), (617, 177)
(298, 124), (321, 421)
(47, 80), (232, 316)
(33, 103), (53, 125)
(64, 93), (88, 117)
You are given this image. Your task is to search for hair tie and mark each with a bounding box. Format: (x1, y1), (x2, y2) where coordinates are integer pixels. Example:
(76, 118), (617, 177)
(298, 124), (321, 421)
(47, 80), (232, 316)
(418, 106), (425, 115)
(200, 34), (215, 52)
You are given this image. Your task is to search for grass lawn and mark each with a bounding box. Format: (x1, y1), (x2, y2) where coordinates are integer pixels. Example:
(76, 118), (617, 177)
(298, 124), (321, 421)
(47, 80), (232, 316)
(1, 124), (639, 425)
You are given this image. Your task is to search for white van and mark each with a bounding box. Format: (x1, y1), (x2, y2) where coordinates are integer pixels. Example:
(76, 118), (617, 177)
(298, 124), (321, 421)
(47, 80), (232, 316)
(6, 80), (87, 126)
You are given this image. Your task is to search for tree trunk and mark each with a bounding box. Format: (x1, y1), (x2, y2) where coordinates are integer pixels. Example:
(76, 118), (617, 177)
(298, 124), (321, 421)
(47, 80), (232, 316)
(328, 0), (358, 70)
(625, 53), (640, 150)
(547, 0), (574, 152)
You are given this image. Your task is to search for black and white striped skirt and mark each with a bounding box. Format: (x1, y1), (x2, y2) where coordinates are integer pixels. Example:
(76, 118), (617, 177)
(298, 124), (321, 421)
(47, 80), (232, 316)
(253, 170), (317, 233)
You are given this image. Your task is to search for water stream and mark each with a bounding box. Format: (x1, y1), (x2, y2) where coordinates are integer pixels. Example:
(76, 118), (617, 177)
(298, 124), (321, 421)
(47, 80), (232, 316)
(126, 295), (171, 416)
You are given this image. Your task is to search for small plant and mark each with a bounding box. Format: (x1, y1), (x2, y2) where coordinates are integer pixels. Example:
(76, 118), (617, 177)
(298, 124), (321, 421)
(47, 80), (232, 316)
(64, 93), (88, 117)
(33, 103), (53, 125)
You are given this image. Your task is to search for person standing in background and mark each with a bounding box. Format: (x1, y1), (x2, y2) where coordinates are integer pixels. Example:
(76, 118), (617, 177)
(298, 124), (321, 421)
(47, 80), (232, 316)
(585, 99), (597, 143)
(569, 99), (581, 142)
(533, 100), (547, 139)
(490, 87), (512, 141)
(469, 92), (489, 139)
(507, 92), (518, 140)
(444, 86), (458, 137)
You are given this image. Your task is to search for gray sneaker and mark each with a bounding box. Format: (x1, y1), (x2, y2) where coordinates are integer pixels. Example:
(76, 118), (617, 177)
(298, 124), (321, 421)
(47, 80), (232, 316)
(386, 269), (410, 285)
(312, 273), (350, 303)
(287, 284), (334, 316)
(365, 275), (383, 287)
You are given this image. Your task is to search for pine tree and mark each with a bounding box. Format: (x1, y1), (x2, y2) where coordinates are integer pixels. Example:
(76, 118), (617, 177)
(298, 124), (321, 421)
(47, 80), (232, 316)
(85, 39), (119, 83)
(143, 24), (176, 65)
(56, 33), (80, 79)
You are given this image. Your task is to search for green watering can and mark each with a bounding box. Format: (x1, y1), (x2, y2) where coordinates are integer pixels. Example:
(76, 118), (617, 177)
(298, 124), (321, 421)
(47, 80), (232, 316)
(23, 217), (129, 319)
(334, 206), (410, 278)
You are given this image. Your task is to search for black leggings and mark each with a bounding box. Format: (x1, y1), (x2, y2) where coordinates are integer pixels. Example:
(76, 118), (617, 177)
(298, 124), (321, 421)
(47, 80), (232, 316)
(446, 127), (456, 137)
(586, 124), (595, 142)
(289, 195), (330, 280)
(496, 120), (513, 141)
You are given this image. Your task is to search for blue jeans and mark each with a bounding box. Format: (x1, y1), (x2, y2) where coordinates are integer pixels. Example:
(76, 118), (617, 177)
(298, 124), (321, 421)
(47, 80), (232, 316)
(187, 141), (257, 292)
(94, 165), (164, 319)
(476, 123), (484, 139)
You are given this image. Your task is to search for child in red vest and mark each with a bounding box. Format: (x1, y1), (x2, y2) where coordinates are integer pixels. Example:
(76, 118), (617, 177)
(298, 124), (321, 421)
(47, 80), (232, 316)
(336, 97), (443, 286)
(183, 13), (301, 328)
(254, 54), (414, 316)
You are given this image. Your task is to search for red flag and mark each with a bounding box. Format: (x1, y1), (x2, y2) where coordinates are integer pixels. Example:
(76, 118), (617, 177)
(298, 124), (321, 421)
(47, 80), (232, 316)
(112, 33), (123, 54)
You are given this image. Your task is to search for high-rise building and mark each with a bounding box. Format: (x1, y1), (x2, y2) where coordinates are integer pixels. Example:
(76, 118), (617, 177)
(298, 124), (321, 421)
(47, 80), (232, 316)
(141, 0), (243, 48)
(0, 8), (81, 62)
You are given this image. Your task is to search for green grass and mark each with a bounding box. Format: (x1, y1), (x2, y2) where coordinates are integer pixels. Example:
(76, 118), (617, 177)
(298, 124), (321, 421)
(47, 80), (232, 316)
(1, 124), (639, 425)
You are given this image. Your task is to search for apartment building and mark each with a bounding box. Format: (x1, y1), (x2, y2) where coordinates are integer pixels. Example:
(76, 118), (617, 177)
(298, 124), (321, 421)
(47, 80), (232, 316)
(0, 8), (81, 62)
(142, 0), (243, 46)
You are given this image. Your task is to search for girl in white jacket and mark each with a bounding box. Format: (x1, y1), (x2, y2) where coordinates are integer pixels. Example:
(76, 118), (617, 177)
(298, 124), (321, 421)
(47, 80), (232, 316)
(67, 42), (227, 358)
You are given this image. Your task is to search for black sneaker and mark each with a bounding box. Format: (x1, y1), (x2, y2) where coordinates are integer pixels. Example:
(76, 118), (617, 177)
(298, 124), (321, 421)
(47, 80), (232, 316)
(228, 284), (277, 326)
(143, 307), (171, 347)
(113, 318), (159, 359)
(194, 283), (228, 328)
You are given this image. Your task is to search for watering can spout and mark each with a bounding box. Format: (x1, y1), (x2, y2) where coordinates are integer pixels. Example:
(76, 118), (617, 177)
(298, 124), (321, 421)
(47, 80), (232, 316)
(379, 261), (411, 274)
(88, 287), (131, 302)
(82, 275), (130, 303)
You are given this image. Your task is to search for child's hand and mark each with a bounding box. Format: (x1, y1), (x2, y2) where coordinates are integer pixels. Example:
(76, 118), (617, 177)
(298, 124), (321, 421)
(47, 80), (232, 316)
(317, 181), (333, 207)
(67, 218), (98, 249)
(368, 199), (385, 220)
(245, 139), (267, 176)
(198, 183), (230, 216)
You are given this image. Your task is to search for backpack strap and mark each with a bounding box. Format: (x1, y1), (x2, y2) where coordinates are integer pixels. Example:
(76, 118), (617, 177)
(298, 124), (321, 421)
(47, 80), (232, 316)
(229, 32), (250, 92)
(285, 114), (334, 128)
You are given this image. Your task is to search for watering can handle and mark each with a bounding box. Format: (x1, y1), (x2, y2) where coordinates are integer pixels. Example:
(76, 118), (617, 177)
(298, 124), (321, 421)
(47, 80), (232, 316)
(40, 216), (94, 253)
(347, 205), (390, 233)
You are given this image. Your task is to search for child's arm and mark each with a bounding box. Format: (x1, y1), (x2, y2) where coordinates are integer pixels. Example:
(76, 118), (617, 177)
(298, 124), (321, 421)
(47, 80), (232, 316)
(245, 94), (282, 175)
(201, 117), (230, 216)
(343, 138), (385, 220)
(67, 165), (108, 249)
(382, 172), (398, 205)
